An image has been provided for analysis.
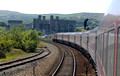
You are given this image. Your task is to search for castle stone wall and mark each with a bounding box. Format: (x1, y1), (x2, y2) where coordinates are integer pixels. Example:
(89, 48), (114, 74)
(33, 15), (76, 34)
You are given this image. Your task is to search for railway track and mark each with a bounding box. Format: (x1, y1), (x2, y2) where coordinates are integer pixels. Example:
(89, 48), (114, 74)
(44, 41), (95, 76)
(44, 41), (76, 76)
(68, 46), (95, 76)
(0, 48), (51, 72)
(52, 44), (76, 76)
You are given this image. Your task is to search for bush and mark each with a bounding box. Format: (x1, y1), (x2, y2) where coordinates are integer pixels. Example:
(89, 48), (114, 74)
(21, 30), (39, 52)
(0, 50), (6, 58)
(0, 25), (40, 53)
(0, 34), (13, 51)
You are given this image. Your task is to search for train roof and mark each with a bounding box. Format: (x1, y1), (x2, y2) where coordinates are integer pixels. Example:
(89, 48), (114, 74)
(89, 27), (98, 33)
(82, 30), (91, 34)
(56, 32), (82, 35)
(76, 32), (83, 34)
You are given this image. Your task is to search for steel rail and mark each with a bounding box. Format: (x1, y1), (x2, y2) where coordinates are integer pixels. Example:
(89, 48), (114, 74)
(66, 47), (76, 76)
(0, 50), (44, 66)
(51, 43), (76, 76)
(52, 50), (64, 76)
(0, 49), (51, 71)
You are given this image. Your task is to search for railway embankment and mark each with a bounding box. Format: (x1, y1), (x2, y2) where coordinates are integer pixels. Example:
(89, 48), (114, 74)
(0, 42), (60, 76)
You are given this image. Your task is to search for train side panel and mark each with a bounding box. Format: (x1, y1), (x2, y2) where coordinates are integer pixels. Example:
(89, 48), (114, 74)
(82, 33), (89, 51)
(69, 34), (75, 44)
(88, 29), (97, 62)
(57, 34), (63, 40)
(63, 34), (69, 42)
(75, 33), (82, 46)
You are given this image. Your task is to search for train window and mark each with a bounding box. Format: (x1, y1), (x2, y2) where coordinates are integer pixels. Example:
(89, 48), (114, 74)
(100, 35), (103, 61)
(97, 36), (100, 56)
(87, 34), (89, 51)
(117, 27), (120, 76)
(107, 29), (115, 76)
(98, 36), (101, 56)
(68, 35), (70, 42)
(101, 34), (104, 64)
(103, 33), (107, 71)
(80, 35), (82, 46)
(62, 35), (63, 40)
(74, 35), (76, 43)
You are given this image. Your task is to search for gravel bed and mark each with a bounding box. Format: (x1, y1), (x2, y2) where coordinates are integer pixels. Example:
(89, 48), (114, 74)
(0, 42), (60, 76)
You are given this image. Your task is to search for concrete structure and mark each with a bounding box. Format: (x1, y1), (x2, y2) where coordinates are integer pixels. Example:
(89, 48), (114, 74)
(33, 15), (76, 34)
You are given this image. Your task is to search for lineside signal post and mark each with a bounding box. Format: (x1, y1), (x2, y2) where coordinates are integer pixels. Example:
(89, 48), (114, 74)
(31, 61), (37, 76)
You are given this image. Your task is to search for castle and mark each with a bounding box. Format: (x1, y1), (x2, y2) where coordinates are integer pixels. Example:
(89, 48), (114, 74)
(6, 20), (32, 31)
(6, 20), (23, 31)
(33, 15), (76, 34)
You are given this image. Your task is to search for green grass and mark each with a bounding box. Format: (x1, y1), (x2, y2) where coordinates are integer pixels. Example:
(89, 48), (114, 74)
(0, 26), (5, 31)
(0, 48), (36, 62)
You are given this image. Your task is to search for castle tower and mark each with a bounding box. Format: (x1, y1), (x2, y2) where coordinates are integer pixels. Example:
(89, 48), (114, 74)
(43, 16), (46, 21)
(38, 15), (41, 20)
(50, 15), (54, 20)
(33, 18), (37, 29)
(50, 15), (54, 32)
(55, 16), (59, 32)
(56, 16), (59, 20)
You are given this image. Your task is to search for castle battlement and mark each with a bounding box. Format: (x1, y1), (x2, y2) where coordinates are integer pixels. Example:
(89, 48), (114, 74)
(33, 15), (76, 34)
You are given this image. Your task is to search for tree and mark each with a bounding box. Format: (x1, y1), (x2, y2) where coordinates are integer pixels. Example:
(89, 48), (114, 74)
(21, 30), (39, 52)
(0, 24), (40, 53)
(37, 31), (44, 36)
(0, 22), (7, 27)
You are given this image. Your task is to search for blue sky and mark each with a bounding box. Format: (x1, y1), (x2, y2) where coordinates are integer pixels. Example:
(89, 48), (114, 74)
(0, 0), (112, 14)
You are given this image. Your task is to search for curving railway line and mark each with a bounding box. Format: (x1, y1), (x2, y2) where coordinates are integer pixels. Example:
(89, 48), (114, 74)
(51, 43), (76, 76)
(45, 41), (95, 76)
(0, 48), (51, 72)
(0, 41), (95, 76)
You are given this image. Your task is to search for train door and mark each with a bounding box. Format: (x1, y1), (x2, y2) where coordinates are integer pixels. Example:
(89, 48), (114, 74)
(107, 29), (115, 76)
(97, 35), (100, 58)
(103, 32), (107, 73)
(62, 34), (63, 41)
(95, 31), (97, 64)
(68, 35), (70, 42)
(101, 34), (104, 65)
(80, 34), (82, 46)
(116, 25), (120, 76)
(87, 34), (89, 51)
(74, 35), (76, 44)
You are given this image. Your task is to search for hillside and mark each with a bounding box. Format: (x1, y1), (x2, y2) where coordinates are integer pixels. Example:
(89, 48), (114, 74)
(0, 10), (104, 27)
(0, 10), (38, 24)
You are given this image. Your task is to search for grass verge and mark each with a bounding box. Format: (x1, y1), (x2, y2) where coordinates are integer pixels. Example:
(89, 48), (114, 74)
(0, 48), (36, 62)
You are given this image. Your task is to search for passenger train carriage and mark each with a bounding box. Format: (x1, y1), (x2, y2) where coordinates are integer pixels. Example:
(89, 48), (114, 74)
(52, 0), (120, 76)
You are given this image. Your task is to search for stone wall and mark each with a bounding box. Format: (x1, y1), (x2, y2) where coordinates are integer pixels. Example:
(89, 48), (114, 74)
(33, 15), (76, 35)
(6, 20), (33, 31)
(6, 20), (23, 31)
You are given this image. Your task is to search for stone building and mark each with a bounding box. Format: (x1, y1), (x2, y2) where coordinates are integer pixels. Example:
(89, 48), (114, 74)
(6, 20), (23, 30)
(33, 15), (76, 34)
(33, 16), (50, 34)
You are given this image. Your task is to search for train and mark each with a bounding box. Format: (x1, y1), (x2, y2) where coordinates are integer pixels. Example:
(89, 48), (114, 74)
(52, 0), (120, 76)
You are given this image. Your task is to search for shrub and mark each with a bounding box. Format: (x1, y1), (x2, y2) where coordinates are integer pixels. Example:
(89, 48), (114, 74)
(0, 25), (40, 53)
(0, 34), (13, 51)
(21, 30), (39, 52)
(0, 50), (6, 58)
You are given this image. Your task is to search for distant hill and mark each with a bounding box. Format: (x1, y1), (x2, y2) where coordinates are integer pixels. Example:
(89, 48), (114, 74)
(0, 10), (38, 24)
(0, 10), (104, 27)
